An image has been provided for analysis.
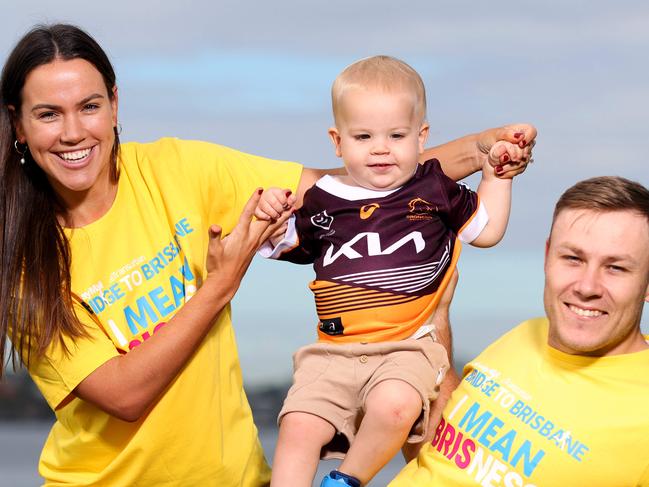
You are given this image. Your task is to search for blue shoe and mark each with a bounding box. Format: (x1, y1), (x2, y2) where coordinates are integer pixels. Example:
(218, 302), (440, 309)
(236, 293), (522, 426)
(319, 470), (361, 487)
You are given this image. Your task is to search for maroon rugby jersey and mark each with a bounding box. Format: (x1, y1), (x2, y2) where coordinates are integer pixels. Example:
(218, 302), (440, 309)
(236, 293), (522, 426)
(266, 159), (487, 342)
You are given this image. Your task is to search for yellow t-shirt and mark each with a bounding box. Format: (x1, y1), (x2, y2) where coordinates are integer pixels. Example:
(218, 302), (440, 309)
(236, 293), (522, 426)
(24, 138), (302, 486)
(391, 318), (649, 487)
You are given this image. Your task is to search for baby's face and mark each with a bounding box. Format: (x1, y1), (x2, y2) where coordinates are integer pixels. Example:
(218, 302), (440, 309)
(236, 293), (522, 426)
(329, 87), (428, 191)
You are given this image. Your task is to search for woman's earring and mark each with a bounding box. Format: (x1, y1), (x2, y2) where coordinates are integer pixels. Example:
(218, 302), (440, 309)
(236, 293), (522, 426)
(14, 140), (26, 165)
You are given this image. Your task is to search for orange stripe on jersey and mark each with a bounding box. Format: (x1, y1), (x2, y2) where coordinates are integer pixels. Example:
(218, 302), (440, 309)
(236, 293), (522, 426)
(316, 286), (380, 301)
(316, 239), (463, 343)
(318, 301), (421, 318)
(315, 285), (392, 300)
(316, 292), (417, 308)
(317, 295), (420, 315)
(312, 282), (407, 311)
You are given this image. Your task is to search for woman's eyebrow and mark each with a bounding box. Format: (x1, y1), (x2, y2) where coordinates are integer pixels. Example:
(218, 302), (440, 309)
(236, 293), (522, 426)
(30, 93), (105, 112)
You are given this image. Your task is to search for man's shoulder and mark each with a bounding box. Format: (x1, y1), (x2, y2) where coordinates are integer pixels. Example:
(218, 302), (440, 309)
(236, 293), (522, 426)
(480, 317), (548, 357)
(461, 318), (548, 383)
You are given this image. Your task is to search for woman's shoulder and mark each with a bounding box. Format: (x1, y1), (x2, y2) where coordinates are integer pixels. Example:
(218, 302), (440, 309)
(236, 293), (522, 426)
(120, 137), (214, 162)
(118, 138), (226, 180)
(119, 137), (275, 170)
(119, 137), (301, 184)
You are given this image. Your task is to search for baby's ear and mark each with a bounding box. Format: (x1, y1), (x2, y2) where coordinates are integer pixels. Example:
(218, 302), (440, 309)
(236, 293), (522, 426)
(418, 122), (430, 153)
(328, 127), (343, 158)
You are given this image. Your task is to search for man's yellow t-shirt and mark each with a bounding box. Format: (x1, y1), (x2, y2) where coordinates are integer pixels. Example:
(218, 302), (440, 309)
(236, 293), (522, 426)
(391, 318), (649, 486)
(24, 138), (302, 486)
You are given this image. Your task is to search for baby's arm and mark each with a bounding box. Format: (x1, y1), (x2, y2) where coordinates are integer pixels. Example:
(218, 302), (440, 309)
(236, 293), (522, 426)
(470, 140), (524, 247)
(254, 187), (295, 221)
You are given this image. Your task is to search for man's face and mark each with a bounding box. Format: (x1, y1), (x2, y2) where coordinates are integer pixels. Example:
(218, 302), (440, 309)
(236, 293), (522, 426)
(544, 209), (649, 356)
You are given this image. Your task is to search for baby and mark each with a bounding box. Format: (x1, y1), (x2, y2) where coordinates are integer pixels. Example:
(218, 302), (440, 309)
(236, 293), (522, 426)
(258, 55), (521, 487)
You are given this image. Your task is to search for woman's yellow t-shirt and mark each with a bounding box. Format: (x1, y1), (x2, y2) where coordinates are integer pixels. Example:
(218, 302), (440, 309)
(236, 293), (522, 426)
(25, 138), (302, 486)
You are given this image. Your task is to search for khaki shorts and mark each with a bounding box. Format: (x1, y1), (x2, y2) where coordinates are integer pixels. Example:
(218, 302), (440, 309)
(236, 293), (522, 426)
(278, 335), (449, 459)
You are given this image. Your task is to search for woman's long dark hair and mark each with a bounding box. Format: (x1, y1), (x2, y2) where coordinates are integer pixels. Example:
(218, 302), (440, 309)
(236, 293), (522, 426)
(0, 24), (120, 376)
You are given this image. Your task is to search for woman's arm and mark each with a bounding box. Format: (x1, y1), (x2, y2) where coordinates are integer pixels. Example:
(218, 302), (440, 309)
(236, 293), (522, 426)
(421, 123), (537, 181)
(74, 190), (290, 422)
(295, 166), (344, 207)
(295, 124), (537, 206)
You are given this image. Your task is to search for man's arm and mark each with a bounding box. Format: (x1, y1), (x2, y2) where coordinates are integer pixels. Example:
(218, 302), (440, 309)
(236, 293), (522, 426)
(402, 270), (461, 462)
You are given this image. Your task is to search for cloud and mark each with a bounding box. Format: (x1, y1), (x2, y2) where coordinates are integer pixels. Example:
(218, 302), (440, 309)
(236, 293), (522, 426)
(3, 1), (648, 383)
(117, 50), (338, 114)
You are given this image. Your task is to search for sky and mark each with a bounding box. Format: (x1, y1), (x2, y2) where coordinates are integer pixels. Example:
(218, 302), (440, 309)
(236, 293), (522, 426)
(3, 1), (648, 385)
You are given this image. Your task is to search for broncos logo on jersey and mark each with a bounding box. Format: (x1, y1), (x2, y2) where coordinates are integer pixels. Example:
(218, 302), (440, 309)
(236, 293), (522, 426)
(311, 211), (334, 230)
(408, 197), (438, 215)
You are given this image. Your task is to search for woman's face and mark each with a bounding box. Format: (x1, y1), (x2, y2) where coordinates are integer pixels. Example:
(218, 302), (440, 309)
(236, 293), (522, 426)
(13, 58), (118, 206)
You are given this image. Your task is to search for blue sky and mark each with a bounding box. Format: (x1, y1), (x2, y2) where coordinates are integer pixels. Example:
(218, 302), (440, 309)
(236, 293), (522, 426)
(3, 1), (648, 385)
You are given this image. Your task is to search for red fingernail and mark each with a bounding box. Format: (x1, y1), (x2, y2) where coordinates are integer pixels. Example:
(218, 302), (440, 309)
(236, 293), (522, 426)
(285, 190), (292, 197)
(501, 154), (510, 163)
(514, 132), (523, 139)
(257, 188), (263, 195)
(519, 140), (526, 148)
(495, 166), (504, 174)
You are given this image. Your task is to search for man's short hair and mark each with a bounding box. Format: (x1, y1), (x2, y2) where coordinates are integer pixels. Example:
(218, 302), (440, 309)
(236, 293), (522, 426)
(552, 176), (649, 229)
(331, 55), (427, 125)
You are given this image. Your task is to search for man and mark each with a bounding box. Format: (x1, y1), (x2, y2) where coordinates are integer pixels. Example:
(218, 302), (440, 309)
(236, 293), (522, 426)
(391, 176), (649, 486)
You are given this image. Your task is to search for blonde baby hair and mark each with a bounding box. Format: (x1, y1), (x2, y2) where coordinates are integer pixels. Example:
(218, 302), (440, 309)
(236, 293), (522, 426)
(331, 55), (427, 124)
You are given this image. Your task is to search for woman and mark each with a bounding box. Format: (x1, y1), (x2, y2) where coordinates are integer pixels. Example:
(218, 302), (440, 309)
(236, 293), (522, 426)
(0, 24), (534, 486)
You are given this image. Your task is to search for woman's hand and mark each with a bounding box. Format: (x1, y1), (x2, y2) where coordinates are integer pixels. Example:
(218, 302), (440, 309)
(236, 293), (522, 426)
(418, 123), (537, 182)
(477, 123), (537, 179)
(74, 189), (293, 422)
(204, 189), (293, 299)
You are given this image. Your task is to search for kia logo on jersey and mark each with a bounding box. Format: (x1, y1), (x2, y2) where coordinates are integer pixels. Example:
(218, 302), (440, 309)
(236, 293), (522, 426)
(311, 210), (334, 230)
(323, 231), (425, 266)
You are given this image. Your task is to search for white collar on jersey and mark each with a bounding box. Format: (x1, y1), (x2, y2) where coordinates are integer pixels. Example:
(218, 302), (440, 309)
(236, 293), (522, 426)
(315, 174), (402, 201)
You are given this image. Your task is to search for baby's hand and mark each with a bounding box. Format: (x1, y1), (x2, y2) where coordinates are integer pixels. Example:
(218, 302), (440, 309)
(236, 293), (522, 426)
(488, 140), (535, 179)
(254, 187), (296, 221)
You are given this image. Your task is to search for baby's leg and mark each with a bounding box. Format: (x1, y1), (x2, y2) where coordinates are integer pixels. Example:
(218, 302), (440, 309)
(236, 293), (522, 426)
(339, 379), (422, 485)
(271, 411), (336, 487)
